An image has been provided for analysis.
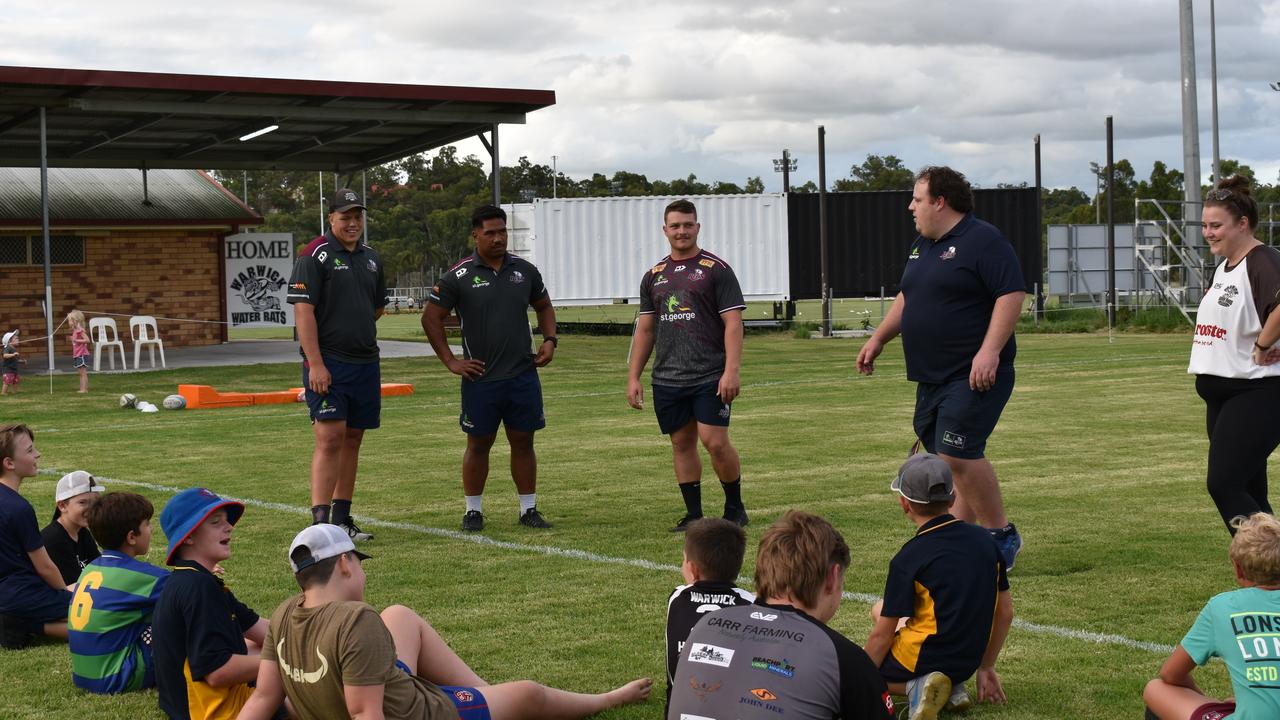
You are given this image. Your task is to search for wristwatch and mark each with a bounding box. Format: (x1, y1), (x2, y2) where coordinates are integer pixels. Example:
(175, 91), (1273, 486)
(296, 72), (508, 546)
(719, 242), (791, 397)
(542, 336), (558, 348)
(1256, 341), (1272, 352)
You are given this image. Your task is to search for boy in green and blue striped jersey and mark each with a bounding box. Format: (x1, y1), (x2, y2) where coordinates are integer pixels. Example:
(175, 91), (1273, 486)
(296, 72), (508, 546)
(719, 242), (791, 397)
(68, 491), (168, 694)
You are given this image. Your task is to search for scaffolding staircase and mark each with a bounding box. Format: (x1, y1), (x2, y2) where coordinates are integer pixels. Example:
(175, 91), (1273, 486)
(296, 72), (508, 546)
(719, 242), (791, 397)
(1133, 199), (1207, 323)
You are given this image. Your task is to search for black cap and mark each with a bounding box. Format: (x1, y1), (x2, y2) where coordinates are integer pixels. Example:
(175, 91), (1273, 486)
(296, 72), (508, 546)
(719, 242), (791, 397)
(329, 188), (366, 213)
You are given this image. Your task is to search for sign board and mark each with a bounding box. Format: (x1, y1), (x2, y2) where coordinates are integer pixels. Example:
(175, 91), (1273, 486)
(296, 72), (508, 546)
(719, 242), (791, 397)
(224, 233), (295, 328)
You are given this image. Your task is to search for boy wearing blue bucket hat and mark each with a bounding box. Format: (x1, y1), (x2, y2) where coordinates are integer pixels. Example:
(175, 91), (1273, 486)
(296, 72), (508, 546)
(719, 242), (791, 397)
(151, 488), (270, 720)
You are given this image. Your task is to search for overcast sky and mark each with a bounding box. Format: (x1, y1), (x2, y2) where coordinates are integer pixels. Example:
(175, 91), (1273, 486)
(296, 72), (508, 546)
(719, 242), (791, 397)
(6, 0), (1279, 195)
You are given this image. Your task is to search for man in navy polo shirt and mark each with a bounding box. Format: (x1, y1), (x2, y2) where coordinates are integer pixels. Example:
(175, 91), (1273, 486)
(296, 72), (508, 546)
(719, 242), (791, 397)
(423, 205), (558, 532)
(287, 188), (387, 542)
(856, 166), (1025, 569)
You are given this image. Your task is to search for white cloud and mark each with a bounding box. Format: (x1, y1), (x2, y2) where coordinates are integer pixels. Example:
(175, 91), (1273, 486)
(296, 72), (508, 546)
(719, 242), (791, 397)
(3, 0), (1278, 192)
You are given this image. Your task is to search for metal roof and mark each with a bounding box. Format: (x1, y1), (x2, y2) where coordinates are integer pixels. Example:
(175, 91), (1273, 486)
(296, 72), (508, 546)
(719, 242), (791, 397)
(0, 167), (260, 226)
(0, 65), (556, 173)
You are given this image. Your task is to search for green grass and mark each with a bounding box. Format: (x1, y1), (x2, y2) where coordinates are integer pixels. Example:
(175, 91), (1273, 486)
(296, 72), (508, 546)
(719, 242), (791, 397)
(0, 332), (1238, 718)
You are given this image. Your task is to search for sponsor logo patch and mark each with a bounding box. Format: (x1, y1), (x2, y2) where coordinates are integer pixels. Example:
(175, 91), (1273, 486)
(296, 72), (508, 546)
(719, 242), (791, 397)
(699, 258), (715, 268)
(690, 268), (706, 282)
(688, 676), (722, 702)
(1219, 285), (1239, 308)
(455, 267), (469, 278)
(750, 611), (777, 622)
(942, 430), (966, 449)
(908, 246), (920, 260)
(471, 275), (491, 288)
(750, 688), (777, 701)
(367, 259), (377, 272)
(751, 656), (796, 678)
(509, 270), (525, 284)
(688, 643), (734, 668)
(653, 263), (667, 273)
(674, 264), (686, 272)
(453, 689), (474, 703)
(940, 245), (957, 261)
(653, 275), (668, 286)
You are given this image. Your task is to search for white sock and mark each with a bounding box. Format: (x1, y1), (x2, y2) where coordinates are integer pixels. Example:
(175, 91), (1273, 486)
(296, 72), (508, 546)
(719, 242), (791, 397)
(465, 495), (483, 514)
(518, 493), (537, 515)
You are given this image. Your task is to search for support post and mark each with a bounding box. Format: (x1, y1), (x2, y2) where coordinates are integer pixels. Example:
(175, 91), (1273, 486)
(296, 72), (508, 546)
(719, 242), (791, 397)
(40, 107), (54, 376)
(818, 126), (830, 337)
(1106, 116), (1117, 330)
(491, 124), (500, 206)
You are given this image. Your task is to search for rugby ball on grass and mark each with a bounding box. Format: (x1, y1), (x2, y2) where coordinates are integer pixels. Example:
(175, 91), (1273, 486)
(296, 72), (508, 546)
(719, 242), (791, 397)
(162, 394), (187, 410)
(119, 393), (137, 408)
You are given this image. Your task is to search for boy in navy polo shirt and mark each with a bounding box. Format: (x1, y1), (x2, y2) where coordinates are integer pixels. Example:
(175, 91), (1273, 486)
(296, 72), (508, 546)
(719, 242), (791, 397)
(152, 487), (270, 719)
(865, 453), (1013, 720)
(0, 423), (72, 650)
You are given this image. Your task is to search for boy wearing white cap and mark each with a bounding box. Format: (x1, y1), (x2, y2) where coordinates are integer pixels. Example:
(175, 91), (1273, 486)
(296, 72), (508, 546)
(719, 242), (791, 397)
(864, 453), (1014, 720)
(41, 470), (104, 585)
(239, 524), (653, 720)
(2, 330), (21, 395)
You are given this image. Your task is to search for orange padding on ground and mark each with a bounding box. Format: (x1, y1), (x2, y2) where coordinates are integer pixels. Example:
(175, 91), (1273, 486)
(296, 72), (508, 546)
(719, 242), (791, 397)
(178, 383), (413, 409)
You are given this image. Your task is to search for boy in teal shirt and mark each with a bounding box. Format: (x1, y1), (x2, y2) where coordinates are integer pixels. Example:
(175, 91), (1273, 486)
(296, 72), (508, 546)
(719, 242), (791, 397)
(68, 491), (168, 693)
(1144, 513), (1280, 719)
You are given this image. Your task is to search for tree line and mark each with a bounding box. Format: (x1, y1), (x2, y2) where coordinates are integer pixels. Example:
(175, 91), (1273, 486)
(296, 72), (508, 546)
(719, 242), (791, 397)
(210, 151), (1280, 284)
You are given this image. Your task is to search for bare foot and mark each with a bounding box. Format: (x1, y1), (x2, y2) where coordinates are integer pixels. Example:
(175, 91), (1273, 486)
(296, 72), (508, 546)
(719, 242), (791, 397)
(608, 678), (652, 707)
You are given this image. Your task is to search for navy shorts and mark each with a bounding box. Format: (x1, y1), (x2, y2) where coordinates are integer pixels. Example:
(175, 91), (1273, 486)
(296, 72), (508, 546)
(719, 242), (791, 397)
(72, 356), (88, 369)
(913, 371), (1014, 460)
(460, 368), (545, 436)
(303, 357), (381, 430)
(652, 381), (730, 435)
(395, 661), (492, 720)
(878, 646), (972, 685)
(3, 585), (73, 634)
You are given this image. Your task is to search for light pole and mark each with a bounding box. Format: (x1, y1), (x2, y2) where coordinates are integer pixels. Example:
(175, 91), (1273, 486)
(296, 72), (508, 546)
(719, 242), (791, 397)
(1089, 161), (1104, 224)
(551, 155), (558, 198)
(773, 149), (798, 192)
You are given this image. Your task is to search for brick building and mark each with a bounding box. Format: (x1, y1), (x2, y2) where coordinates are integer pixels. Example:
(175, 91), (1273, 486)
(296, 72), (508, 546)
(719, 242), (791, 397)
(0, 167), (260, 363)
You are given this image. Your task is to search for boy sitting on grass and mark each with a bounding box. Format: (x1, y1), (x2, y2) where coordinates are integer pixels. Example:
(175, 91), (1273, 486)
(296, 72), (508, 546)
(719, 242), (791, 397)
(0, 423), (71, 649)
(865, 453), (1013, 720)
(152, 488), (270, 719)
(664, 517), (754, 711)
(42, 470), (104, 586)
(69, 491), (169, 693)
(1144, 512), (1280, 720)
(239, 523), (653, 720)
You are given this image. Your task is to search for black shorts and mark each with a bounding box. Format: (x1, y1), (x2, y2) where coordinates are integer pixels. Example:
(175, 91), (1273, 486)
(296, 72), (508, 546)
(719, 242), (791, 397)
(913, 371), (1014, 460)
(303, 357), (381, 430)
(460, 368), (545, 436)
(879, 649), (973, 685)
(4, 585), (74, 634)
(653, 381), (730, 434)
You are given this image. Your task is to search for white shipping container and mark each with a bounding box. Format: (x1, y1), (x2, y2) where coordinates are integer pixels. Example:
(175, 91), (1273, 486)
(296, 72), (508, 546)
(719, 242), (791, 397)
(499, 202), (536, 264)
(534, 194), (790, 306)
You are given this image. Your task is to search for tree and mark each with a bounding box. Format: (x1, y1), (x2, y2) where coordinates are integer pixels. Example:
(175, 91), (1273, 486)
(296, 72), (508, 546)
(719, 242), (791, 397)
(744, 176), (765, 193)
(832, 154), (915, 192)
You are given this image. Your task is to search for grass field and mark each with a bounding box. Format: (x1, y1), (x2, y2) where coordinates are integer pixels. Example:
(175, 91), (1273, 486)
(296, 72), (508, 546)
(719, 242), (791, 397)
(0, 330), (1237, 719)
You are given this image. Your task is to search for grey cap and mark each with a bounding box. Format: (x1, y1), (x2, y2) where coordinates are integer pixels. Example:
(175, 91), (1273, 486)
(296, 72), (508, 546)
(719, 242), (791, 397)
(891, 452), (955, 504)
(328, 188), (366, 214)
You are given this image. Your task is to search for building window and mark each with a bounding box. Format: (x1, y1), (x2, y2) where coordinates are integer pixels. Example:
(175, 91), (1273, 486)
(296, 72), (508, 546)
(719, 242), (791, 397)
(0, 236), (27, 265)
(0, 235), (85, 266)
(31, 236), (85, 265)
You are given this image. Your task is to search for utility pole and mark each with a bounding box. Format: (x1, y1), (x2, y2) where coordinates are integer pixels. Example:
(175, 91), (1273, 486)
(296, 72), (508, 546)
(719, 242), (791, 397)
(773, 149), (797, 192)
(552, 155), (558, 198)
(1209, 0), (1221, 183)
(1179, 0), (1203, 235)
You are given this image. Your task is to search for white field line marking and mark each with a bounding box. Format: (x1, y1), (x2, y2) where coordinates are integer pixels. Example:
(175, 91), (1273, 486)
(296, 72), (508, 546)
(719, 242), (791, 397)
(46, 468), (1175, 655)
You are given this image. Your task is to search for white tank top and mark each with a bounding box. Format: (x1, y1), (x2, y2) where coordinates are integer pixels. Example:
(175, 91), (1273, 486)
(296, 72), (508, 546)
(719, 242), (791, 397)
(1188, 251), (1280, 379)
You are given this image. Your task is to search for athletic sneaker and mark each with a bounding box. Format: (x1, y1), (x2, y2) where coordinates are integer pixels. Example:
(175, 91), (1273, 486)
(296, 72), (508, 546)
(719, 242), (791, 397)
(904, 672), (950, 720)
(339, 519), (373, 542)
(670, 514), (703, 532)
(461, 510), (485, 532)
(722, 505), (750, 527)
(991, 523), (1022, 571)
(0, 613), (32, 650)
(518, 507), (553, 529)
(944, 682), (972, 712)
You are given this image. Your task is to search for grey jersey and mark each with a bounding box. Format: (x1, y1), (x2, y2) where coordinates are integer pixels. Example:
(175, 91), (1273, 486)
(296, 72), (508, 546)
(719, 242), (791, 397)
(668, 601), (893, 720)
(639, 250), (746, 387)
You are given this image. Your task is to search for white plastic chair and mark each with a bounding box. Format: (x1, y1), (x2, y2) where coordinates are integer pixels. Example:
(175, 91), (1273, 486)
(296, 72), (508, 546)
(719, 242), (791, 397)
(89, 317), (128, 371)
(129, 315), (166, 369)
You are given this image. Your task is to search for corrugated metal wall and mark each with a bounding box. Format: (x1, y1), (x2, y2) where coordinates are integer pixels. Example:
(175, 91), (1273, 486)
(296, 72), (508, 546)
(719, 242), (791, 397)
(535, 194), (789, 305)
(787, 189), (1042, 299)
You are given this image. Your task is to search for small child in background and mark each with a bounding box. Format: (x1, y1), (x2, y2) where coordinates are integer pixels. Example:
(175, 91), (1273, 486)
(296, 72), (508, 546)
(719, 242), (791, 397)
(41, 471), (103, 586)
(2, 330), (21, 395)
(664, 517), (754, 713)
(67, 310), (89, 393)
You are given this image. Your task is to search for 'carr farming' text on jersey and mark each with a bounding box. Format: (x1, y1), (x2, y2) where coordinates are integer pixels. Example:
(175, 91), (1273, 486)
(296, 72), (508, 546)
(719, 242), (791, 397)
(639, 250), (746, 386)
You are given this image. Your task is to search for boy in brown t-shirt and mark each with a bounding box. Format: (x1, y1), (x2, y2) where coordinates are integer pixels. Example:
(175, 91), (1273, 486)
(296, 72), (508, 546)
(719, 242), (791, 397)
(239, 524), (653, 720)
